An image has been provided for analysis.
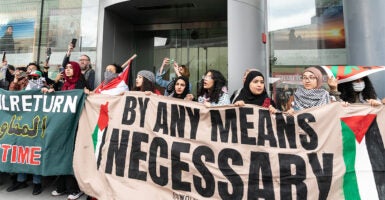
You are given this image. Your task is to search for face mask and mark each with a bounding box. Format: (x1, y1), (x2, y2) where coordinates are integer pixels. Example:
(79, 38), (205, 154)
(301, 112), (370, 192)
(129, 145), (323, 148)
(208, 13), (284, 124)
(104, 71), (118, 84)
(352, 81), (365, 92)
(27, 79), (44, 90)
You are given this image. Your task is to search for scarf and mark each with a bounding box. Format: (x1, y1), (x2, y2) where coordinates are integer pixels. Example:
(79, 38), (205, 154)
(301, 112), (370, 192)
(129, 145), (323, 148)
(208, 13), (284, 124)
(234, 71), (271, 107)
(235, 88), (270, 106)
(62, 61), (81, 91)
(293, 87), (330, 110)
(104, 71), (118, 84)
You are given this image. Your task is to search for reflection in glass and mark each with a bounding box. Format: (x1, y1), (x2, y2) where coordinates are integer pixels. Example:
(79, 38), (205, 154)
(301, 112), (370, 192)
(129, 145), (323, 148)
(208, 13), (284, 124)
(268, 0), (346, 109)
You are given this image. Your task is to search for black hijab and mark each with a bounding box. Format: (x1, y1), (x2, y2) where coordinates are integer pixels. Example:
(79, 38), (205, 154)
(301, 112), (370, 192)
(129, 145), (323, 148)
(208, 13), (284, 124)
(171, 76), (190, 99)
(234, 71), (270, 106)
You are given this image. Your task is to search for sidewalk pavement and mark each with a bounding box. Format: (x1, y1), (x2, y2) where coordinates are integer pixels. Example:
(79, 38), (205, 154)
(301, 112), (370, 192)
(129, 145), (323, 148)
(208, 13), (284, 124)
(0, 173), (87, 200)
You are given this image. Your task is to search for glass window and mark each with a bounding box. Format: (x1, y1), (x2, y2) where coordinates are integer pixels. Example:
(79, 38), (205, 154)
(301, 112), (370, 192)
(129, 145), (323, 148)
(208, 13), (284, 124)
(268, 0), (346, 111)
(0, 1), (41, 65)
(0, 0), (98, 78)
(43, 0), (99, 79)
(153, 26), (227, 95)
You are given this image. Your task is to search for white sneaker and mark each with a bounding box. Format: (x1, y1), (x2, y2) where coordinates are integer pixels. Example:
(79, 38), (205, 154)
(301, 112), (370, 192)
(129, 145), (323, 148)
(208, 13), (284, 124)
(51, 190), (65, 196)
(67, 191), (84, 200)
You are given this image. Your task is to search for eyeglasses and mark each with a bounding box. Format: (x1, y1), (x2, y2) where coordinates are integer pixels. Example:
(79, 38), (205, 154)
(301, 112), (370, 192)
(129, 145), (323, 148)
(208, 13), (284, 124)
(79, 59), (89, 61)
(301, 76), (317, 81)
(29, 76), (39, 80)
(202, 75), (213, 80)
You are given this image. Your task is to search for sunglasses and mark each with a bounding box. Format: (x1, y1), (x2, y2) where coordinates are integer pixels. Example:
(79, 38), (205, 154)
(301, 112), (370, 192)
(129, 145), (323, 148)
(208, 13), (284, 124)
(29, 76), (39, 80)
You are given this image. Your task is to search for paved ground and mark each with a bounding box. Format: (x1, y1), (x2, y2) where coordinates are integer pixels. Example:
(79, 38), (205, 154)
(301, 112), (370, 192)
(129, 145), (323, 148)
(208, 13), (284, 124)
(0, 173), (87, 200)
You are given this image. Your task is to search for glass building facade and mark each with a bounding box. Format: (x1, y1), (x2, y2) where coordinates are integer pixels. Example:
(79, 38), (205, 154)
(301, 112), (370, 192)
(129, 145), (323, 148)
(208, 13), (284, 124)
(1, 0), (384, 101)
(0, 0), (99, 77)
(268, 0), (346, 110)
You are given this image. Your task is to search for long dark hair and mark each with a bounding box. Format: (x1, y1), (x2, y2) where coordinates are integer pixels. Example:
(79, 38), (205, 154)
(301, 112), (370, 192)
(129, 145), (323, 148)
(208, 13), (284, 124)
(338, 76), (377, 103)
(134, 77), (155, 92)
(110, 63), (122, 73)
(197, 69), (227, 103)
(171, 76), (190, 99)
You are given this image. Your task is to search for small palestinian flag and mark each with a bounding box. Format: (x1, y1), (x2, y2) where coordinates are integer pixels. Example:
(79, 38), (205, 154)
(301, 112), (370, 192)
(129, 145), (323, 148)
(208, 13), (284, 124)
(92, 102), (109, 161)
(321, 65), (385, 83)
(340, 114), (385, 199)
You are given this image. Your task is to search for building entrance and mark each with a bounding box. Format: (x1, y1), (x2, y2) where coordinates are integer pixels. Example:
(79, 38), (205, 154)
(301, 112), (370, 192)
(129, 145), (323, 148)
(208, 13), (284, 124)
(100, 0), (227, 95)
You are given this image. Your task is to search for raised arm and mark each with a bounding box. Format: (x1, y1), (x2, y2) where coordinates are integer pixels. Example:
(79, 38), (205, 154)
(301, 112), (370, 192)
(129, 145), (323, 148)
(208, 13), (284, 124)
(62, 43), (73, 68)
(172, 61), (182, 77)
(158, 57), (170, 74)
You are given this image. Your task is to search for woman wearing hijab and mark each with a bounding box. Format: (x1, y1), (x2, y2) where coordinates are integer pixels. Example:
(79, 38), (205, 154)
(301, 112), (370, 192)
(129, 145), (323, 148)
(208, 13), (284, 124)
(338, 76), (381, 106)
(233, 70), (277, 113)
(41, 61), (85, 199)
(42, 61), (87, 94)
(286, 66), (334, 115)
(61, 61), (87, 91)
(168, 76), (193, 100)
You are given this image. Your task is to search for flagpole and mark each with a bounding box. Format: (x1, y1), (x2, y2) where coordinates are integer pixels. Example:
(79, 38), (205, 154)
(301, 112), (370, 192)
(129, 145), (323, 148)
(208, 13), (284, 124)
(122, 54), (137, 68)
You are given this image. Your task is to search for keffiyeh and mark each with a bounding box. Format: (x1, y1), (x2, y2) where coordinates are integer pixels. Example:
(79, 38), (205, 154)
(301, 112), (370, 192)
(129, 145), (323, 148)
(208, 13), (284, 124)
(293, 87), (330, 110)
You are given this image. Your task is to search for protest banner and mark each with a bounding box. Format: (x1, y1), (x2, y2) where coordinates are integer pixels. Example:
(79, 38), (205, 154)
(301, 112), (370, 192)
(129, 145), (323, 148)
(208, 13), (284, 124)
(0, 89), (85, 175)
(74, 91), (385, 199)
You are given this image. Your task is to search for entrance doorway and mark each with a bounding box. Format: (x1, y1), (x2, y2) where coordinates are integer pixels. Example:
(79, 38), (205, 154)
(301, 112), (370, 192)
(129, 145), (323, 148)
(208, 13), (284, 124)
(147, 24), (227, 95)
(101, 0), (227, 95)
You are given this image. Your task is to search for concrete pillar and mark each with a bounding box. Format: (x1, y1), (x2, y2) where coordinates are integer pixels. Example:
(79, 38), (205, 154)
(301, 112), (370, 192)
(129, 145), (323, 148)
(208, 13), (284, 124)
(343, 0), (385, 98)
(228, 0), (267, 93)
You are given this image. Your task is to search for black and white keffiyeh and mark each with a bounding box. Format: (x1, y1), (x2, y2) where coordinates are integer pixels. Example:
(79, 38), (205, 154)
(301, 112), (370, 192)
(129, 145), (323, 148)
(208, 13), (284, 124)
(293, 87), (330, 110)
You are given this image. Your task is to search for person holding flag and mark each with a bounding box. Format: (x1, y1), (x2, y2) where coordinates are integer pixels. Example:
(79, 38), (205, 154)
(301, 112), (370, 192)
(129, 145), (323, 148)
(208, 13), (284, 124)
(85, 54), (136, 95)
(321, 65), (385, 106)
(338, 76), (381, 106)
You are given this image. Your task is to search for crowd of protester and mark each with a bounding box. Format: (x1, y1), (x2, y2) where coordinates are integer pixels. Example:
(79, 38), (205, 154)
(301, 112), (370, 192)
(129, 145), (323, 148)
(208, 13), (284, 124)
(1, 42), (385, 199)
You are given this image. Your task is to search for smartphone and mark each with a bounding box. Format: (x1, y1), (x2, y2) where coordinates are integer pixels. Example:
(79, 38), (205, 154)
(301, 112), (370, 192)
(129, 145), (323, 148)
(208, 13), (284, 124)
(45, 47), (52, 63)
(46, 47), (52, 56)
(2, 51), (6, 62)
(169, 59), (175, 65)
(71, 38), (77, 48)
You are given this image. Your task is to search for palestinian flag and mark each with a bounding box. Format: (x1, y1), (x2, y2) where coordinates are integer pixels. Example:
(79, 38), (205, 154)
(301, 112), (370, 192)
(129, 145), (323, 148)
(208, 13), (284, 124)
(321, 66), (385, 83)
(94, 63), (131, 95)
(340, 114), (385, 199)
(92, 102), (109, 165)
